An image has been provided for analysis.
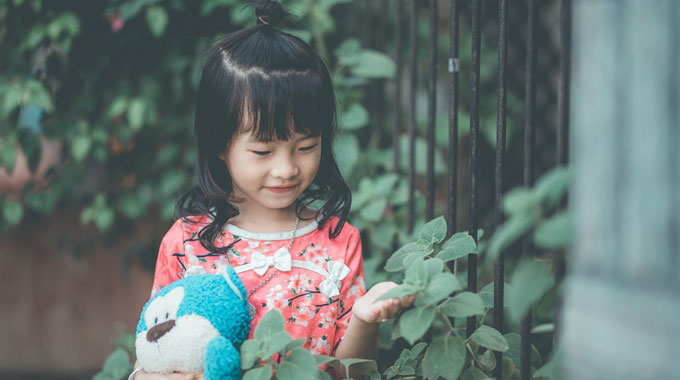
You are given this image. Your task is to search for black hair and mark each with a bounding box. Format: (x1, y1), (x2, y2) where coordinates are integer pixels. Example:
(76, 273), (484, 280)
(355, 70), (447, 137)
(176, 0), (351, 254)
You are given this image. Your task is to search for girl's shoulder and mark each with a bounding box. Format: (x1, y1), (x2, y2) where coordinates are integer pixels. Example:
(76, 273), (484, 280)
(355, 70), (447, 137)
(162, 214), (213, 241)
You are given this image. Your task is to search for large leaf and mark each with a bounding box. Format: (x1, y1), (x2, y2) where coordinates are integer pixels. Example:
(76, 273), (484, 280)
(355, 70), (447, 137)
(375, 283), (418, 302)
(240, 339), (261, 370)
(533, 166), (570, 208)
(507, 260), (555, 323)
(243, 365), (272, 380)
(437, 232), (477, 262)
(422, 334), (466, 380)
(254, 310), (285, 341)
(533, 211), (571, 249)
(277, 348), (318, 380)
(419, 216), (447, 245)
(404, 257), (428, 289)
(422, 272), (462, 304)
(340, 102), (369, 130)
(399, 305), (436, 344)
(486, 213), (537, 263)
(350, 50), (396, 78)
(471, 325), (509, 352)
(100, 348), (131, 379)
(438, 292), (485, 318)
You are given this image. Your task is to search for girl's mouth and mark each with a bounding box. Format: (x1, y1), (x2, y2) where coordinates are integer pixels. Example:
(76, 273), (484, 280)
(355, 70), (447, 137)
(265, 185), (297, 193)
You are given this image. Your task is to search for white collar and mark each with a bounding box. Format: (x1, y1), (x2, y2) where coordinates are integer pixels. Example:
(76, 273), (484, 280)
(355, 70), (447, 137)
(223, 219), (319, 241)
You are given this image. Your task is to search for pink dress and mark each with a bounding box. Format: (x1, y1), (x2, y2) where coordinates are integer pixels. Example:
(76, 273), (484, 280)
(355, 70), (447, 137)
(151, 214), (366, 356)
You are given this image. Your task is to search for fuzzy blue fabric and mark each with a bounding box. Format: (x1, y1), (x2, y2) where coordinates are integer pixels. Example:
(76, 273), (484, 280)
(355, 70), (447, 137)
(135, 266), (251, 380)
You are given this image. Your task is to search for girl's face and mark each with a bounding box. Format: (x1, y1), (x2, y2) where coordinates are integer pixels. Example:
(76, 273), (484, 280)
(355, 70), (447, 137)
(220, 129), (321, 215)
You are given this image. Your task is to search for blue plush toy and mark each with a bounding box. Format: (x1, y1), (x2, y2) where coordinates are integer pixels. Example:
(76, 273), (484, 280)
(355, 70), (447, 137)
(135, 264), (252, 380)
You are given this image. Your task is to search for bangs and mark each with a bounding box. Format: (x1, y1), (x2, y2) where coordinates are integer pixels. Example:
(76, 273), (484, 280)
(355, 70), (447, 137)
(238, 68), (333, 142)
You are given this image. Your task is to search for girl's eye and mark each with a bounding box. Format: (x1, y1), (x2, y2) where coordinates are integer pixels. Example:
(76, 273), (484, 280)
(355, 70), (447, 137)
(251, 150), (271, 156)
(299, 144), (318, 152)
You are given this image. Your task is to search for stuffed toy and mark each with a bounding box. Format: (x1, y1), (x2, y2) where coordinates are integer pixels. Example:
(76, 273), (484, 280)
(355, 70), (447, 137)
(135, 264), (251, 380)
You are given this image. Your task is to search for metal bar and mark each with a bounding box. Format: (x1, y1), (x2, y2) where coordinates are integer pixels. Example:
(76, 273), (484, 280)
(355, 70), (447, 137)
(393, 0), (403, 175)
(467, 0), (481, 337)
(556, 0), (571, 282)
(493, 0), (508, 378)
(426, 0), (437, 221)
(407, 0), (418, 235)
(447, 0), (459, 240)
(521, 0), (537, 379)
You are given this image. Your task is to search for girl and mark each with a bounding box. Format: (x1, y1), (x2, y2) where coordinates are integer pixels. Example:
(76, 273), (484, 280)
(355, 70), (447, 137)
(131, 1), (412, 379)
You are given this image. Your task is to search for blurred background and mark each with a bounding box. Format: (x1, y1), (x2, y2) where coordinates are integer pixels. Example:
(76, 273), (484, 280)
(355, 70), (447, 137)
(0, 0), (568, 378)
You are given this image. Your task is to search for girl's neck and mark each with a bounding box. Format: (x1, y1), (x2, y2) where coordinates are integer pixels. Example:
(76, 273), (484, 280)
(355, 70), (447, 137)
(228, 203), (315, 233)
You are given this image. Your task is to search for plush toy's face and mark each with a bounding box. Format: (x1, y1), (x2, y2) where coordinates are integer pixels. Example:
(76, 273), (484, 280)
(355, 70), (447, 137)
(136, 286), (221, 373)
(135, 270), (251, 376)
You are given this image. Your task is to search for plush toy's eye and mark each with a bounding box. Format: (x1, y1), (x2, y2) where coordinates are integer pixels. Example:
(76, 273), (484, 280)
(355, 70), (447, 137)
(154, 317), (158, 324)
(165, 312), (169, 319)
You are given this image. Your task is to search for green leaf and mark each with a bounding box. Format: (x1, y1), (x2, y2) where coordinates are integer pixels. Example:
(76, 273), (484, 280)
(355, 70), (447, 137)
(425, 258), (444, 278)
(340, 102), (369, 130)
(479, 349), (497, 371)
(243, 365), (272, 380)
(101, 347), (131, 379)
(146, 6), (168, 37)
(419, 216), (447, 245)
(533, 360), (554, 378)
(404, 257), (428, 289)
(92, 373), (115, 380)
(315, 354), (339, 366)
(94, 206), (114, 232)
(502, 188), (539, 216)
(385, 242), (429, 272)
(240, 340), (261, 370)
(277, 348), (319, 380)
(375, 283), (417, 302)
(502, 357), (516, 380)
(263, 331), (292, 359)
(486, 213), (537, 263)
(360, 198), (387, 222)
(533, 211), (571, 249)
(460, 365), (488, 380)
(338, 358), (379, 377)
(254, 310), (285, 341)
(533, 166), (570, 208)
(108, 96), (128, 117)
(283, 338), (305, 353)
(411, 342), (428, 359)
(471, 325), (509, 352)
(422, 272), (462, 304)
(333, 133), (359, 179)
(399, 305), (435, 344)
(351, 50), (396, 78)
(0, 137), (16, 171)
(71, 134), (92, 162)
(507, 260), (555, 323)
(422, 334), (466, 380)
(126, 98), (146, 131)
(479, 282), (513, 309)
(438, 292), (485, 318)
(3, 201), (24, 226)
(437, 232), (477, 262)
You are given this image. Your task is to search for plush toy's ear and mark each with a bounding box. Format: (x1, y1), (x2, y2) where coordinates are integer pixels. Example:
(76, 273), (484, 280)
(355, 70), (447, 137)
(215, 262), (246, 300)
(184, 265), (207, 277)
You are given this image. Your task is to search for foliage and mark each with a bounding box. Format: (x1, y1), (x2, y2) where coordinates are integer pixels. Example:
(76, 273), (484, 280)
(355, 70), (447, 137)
(95, 163), (569, 379)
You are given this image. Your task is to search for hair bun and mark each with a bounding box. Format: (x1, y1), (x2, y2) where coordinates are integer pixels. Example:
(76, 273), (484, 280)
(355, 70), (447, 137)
(254, 0), (295, 28)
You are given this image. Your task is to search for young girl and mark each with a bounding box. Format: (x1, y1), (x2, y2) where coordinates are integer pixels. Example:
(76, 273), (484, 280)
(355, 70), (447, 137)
(131, 1), (412, 379)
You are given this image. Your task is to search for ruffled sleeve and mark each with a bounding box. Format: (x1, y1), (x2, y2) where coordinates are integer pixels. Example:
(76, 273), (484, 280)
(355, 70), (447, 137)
(150, 219), (186, 297)
(331, 225), (366, 354)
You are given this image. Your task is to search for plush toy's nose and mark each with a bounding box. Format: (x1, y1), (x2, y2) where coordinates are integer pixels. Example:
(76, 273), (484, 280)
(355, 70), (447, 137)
(146, 320), (176, 343)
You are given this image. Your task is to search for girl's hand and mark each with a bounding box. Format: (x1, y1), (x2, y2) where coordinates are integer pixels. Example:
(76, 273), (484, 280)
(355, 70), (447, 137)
(351, 281), (415, 324)
(133, 370), (196, 380)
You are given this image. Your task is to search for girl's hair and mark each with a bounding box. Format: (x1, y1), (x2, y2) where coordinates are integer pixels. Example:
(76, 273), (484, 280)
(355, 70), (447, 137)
(176, 0), (352, 254)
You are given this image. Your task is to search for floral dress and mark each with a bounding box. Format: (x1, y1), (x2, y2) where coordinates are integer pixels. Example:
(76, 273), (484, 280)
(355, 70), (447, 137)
(151, 214), (366, 356)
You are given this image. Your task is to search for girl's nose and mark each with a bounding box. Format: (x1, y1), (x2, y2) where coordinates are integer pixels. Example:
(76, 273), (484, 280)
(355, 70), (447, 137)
(271, 157), (299, 179)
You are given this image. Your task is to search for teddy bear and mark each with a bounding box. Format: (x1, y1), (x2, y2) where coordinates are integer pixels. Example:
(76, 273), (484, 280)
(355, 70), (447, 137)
(135, 264), (252, 380)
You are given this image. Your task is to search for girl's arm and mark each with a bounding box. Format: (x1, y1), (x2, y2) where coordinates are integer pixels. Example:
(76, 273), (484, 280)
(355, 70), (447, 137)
(334, 281), (414, 359)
